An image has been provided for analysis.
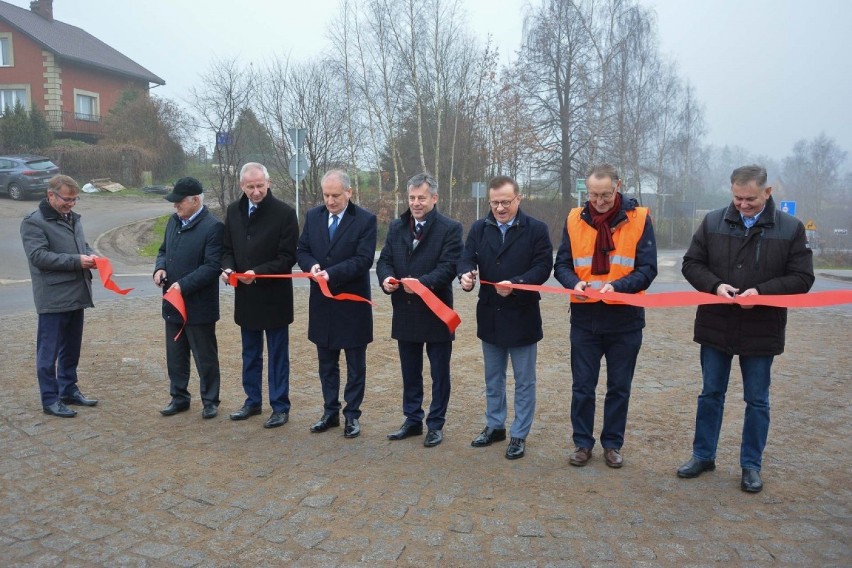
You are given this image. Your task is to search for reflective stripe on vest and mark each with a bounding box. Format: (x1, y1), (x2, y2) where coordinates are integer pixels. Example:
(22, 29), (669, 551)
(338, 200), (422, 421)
(566, 206), (648, 304)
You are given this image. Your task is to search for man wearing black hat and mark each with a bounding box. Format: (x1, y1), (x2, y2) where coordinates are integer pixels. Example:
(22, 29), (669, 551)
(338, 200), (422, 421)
(154, 177), (224, 419)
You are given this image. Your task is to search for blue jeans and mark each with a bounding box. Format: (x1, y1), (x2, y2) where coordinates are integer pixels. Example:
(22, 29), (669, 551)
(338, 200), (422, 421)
(241, 326), (290, 412)
(481, 341), (537, 439)
(36, 310), (85, 406)
(692, 345), (773, 471)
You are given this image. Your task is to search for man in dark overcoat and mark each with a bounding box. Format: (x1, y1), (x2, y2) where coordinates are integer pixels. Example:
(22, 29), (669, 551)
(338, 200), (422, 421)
(221, 163), (299, 429)
(376, 173), (463, 448)
(154, 177), (224, 419)
(297, 169), (377, 439)
(458, 175), (553, 460)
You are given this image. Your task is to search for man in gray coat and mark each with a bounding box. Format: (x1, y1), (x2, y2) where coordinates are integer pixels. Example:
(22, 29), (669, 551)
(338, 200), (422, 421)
(21, 175), (99, 417)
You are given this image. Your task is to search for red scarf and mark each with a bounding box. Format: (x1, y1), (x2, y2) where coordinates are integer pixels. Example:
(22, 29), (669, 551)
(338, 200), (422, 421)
(588, 192), (622, 275)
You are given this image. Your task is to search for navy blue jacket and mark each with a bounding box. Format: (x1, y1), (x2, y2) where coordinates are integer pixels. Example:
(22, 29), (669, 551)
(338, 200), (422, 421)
(297, 200), (377, 349)
(553, 196), (658, 333)
(221, 192), (299, 330)
(457, 209), (553, 347)
(376, 207), (463, 343)
(155, 206), (224, 325)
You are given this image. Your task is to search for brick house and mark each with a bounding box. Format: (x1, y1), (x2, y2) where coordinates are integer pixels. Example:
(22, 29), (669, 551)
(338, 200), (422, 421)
(0, 0), (164, 140)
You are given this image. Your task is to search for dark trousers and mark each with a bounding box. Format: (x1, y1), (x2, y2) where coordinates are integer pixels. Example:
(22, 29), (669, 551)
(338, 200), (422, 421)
(398, 340), (452, 430)
(317, 345), (367, 420)
(241, 326), (291, 412)
(36, 309), (85, 406)
(570, 326), (642, 449)
(165, 321), (221, 407)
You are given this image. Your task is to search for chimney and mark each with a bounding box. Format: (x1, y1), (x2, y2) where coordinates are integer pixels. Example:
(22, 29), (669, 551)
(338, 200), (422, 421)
(30, 0), (54, 22)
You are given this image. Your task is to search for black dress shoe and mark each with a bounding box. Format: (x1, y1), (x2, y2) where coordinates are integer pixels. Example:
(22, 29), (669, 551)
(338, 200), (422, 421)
(741, 468), (763, 493)
(202, 405), (218, 419)
(471, 426), (507, 447)
(160, 401), (190, 416)
(263, 412), (289, 429)
(344, 418), (361, 438)
(43, 401), (77, 418)
(387, 420), (423, 440)
(230, 405), (262, 420)
(677, 456), (716, 478)
(61, 391), (98, 407)
(310, 413), (340, 433)
(424, 429), (443, 447)
(505, 437), (525, 460)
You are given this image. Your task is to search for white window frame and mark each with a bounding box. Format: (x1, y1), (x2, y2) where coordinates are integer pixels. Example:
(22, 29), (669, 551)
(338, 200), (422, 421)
(73, 88), (100, 121)
(0, 84), (30, 115)
(0, 33), (13, 67)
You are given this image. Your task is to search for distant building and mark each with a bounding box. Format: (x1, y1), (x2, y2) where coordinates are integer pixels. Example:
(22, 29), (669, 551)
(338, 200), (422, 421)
(0, 0), (164, 141)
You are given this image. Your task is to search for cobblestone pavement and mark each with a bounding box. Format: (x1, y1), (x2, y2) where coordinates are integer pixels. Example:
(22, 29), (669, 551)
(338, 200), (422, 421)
(1, 277), (850, 566)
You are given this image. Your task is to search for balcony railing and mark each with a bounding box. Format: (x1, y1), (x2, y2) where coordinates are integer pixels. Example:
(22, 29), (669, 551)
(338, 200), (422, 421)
(44, 110), (106, 137)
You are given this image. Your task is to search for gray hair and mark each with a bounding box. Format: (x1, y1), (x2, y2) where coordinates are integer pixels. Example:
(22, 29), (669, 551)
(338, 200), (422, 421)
(321, 169), (351, 189)
(585, 163), (620, 183)
(730, 165), (768, 188)
(240, 162), (270, 183)
(407, 173), (438, 195)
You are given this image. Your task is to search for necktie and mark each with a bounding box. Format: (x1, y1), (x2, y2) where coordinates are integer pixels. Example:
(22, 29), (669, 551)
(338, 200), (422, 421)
(329, 214), (339, 239)
(500, 223), (508, 242)
(414, 222), (423, 239)
(249, 205), (257, 218)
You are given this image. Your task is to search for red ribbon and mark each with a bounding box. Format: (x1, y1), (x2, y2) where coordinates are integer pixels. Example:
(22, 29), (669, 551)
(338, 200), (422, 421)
(227, 272), (373, 305)
(94, 257), (132, 295)
(479, 280), (852, 308)
(163, 287), (187, 340)
(389, 277), (461, 333)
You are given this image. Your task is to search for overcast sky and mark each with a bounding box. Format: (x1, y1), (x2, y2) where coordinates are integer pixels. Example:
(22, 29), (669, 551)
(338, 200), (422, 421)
(7, 0), (851, 167)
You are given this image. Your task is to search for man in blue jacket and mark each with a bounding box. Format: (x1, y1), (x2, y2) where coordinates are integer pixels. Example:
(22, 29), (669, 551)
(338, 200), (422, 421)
(377, 173), (463, 448)
(458, 175), (553, 460)
(297, 170), (377, 439)
(154, 177), (224, 419)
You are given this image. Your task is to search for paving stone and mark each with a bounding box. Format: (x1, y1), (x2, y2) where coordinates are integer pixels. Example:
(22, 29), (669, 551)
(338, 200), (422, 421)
(294, 529), (331, 549)
(300, 494), (336, 508)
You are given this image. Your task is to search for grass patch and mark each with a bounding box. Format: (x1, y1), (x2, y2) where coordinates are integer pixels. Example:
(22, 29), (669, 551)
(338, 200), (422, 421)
(138, 215), (170, 257)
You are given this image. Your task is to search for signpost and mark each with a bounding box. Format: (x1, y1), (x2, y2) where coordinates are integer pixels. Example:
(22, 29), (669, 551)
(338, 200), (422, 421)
(472, 182), (486, 219)
(779, 200), (797, 216)
(575, 178), (586, 205)
(288, 128), (308, 218)
(805, 220), (817, 231)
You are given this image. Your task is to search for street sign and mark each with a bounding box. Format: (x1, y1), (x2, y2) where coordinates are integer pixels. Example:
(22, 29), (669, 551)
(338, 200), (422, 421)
(834, 229), (848, 235)
(216, 131), (232, 146)
(805, 220), (817, 231)
(288, 128), (306, 150)
(576, 179), (586, 191)
(288, 155), (308, 182)
(779, 200), (796, 216)
(471, 182), (486, 198)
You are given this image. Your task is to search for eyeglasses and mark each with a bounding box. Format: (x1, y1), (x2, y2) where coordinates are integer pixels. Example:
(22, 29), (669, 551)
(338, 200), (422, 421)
(52, 193), (81, 203)
(588, 192), (614, 201)
(488, 196), (519, 209)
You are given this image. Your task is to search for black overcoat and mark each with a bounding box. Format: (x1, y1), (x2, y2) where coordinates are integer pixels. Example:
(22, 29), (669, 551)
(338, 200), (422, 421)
(221, 192), (298, 330)
(376, 207), (463, 343)
(296, 201), (377, 349)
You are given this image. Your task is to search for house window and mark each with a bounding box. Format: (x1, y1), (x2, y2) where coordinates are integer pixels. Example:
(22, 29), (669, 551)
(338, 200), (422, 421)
(0, 34), (13, 66)
(0, 87), (29, 115)
(73, 89), (100, 121)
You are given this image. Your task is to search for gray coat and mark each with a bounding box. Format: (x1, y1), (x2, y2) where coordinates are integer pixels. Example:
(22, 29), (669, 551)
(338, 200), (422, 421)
(21, 199), (94, 314)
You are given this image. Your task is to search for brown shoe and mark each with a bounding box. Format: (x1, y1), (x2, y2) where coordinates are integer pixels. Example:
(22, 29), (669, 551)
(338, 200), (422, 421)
(569, 447), (592, 467)
(604, 448), (623, 468)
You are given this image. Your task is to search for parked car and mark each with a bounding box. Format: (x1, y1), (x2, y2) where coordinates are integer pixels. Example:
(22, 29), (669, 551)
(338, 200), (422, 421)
(0, 155), (60, 200)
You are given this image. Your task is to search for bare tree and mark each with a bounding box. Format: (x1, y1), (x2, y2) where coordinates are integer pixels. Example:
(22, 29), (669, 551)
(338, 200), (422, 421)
(189, 57), (255, 209)
(782, 133), (848, 220)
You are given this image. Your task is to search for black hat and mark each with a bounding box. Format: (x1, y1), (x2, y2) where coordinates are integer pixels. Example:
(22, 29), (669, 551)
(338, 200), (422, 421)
(165, 177), (203, 202)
